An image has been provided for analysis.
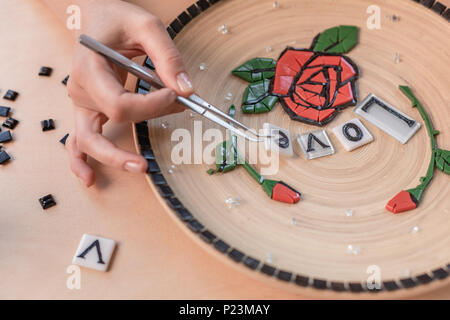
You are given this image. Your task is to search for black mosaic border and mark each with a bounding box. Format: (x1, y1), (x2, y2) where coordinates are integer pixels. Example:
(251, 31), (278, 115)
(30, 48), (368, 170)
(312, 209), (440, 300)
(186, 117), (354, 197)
(134, 0), (450, 294)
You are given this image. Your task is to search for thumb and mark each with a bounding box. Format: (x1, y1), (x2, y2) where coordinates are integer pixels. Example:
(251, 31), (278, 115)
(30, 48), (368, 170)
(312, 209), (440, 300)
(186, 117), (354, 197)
(137, 18), (194, 96)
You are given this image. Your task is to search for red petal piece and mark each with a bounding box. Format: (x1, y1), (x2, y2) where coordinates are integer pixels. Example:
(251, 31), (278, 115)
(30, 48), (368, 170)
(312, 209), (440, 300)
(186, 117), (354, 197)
(272, 182), (301, 204)
(333, 82), (354, 106)
(340, 57), (357, 82)
(306, 95), (326, 107)
(386, 190), (417, 214)
(296, 108), (319, 120)
(301, 83), (323, 94)
(297, 67), (323, 84)
(318, 109), (335, 122)
(272, 75), (294, 95)
(321, 56), (342, 66)
(310, 72), (326, 83)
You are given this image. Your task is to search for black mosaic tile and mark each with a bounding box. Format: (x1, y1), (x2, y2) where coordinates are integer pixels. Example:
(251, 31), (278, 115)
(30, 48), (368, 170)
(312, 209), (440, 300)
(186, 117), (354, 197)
(383, 281), (400, 291)
(444, 8), (450, 21)
(277, 270), (292, 282)
(137, 87), (148, 95)
(157, 185), (174, 198)
(151, 173), (167, 186)
(39, 194), (56, 210)
(141, 147), (155, 160)
(187, 219), (204, 233)
(138, 134), (151, 147)
(62, 75), (70, 86)
(260, 264), (276, 276)
(313, 279), (327, 290)
(144, 57), (155, 70)
(138, 80), (151, 91)
(41, 119), (55, 131)
(177, 11), (192, 25)
(166, 26), (177, 39)
(348, 282), (365, 292)
(243, 256), (260, 270)
(199, 230), (216, 243)
(213, 240), (230, 253)
(196, 0), (210, 11)
(167, 197), (183, 209)
(416, 273), (433, 284)
(0, 150), (10, 164)
(421, 0), (436, 8)
(432, 268), (449, 279)
(331, 282), (346, 292)
(0, 130), (12, 143)
(0, 106), (10, 117)
(169, 19), (184, 33)
(3, 90), (18, 101)
(432, 2), (446, 14)
(59, 133), (69, 145)
(175, 208), (194, 222)
(2, 117), (18, 129)
(38, 66), (53, 77)
(228, 249), (244, 262)
(187, 4), (200, 18)
(209, 0), (221, 4)
(294, 275), (309, 287)
(146, 160), (160, 173)
(400, 278), (416, 288)
(135, 121), (149, 136)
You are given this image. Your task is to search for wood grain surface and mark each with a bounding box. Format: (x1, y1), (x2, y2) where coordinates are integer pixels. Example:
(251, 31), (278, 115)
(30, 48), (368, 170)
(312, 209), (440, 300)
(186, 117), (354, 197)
(0, 0), (449, 299)
(140, 0), (450, 297)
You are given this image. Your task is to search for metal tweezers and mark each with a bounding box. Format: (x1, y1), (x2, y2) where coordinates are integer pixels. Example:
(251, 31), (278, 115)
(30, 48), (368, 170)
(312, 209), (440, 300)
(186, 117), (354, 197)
(79, 34), (269, 142)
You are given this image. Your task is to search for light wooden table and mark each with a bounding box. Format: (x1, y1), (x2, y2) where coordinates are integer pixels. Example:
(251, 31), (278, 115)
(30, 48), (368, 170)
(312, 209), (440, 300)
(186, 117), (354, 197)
(0, 0), (448, 299)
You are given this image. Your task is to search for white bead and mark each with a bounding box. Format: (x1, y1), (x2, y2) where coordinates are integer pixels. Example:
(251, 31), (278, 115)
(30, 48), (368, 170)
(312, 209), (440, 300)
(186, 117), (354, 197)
(346, 209), (353, 217)
(199, 62), (207, 71)
(411, 226), (419, 234)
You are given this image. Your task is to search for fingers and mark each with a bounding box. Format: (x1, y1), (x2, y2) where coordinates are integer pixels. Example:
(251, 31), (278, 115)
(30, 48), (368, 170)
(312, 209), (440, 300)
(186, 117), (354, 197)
(137, 17), (194, 96)
(75, 107), (148, 174)
(76, 52), (182, 122)
(66, 134), (95, 187)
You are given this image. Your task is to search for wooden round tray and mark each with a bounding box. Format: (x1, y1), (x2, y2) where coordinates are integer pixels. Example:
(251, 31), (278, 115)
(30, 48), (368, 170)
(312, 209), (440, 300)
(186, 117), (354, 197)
(132, 0), (450, 297)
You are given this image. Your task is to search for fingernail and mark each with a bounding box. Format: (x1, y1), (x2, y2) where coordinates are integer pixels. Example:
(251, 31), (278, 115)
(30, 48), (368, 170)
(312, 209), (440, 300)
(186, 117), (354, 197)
(124, 161), (144, 173)
(176, 72), (194, 93)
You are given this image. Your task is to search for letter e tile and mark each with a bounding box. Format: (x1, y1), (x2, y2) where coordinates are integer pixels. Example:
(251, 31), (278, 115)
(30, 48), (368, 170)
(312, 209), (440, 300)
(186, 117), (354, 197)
(72, 234), (116, 272)
(332, 118), (373, 151)
(263, 123), (294, 157)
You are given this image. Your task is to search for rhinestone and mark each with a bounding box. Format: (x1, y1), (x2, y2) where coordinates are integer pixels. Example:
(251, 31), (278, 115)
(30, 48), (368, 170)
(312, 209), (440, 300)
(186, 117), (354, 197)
(291, 217), (297, 226)
(394, 52), (400, 64)
(161, 121), (169, 129)
(266, 253), (273, 263)
(225, 197), (240, 208)
(199, 63), (207, 71)
(218, 24), (228, 35)
(266, 45), (273, 53)
(272, 1), (279, 8)
(347, 245), (360, 255)
(411, 226), (419, 234)
(346, 209), (353, 217)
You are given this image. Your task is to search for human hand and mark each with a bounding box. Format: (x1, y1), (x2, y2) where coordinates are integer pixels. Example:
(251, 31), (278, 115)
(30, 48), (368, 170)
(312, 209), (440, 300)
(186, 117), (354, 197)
(65, 0), (193, 187)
